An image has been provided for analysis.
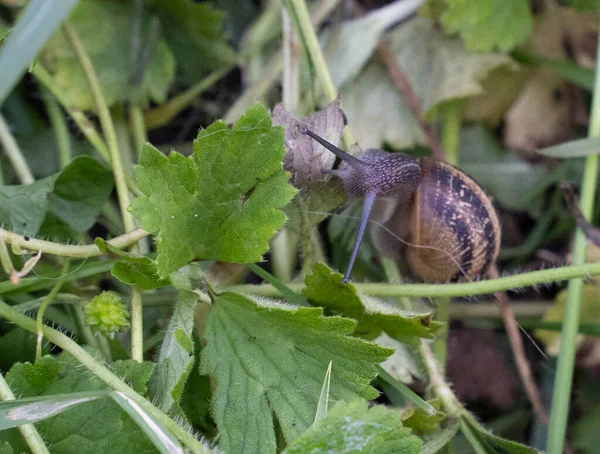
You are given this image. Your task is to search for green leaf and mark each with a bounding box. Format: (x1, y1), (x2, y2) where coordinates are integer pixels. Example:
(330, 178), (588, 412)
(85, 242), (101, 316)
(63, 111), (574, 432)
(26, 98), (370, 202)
(95, 238), (171, 290)
(342, 17), (512, 149)
(538, 137), (600, 158)
(459, 126), (552, 214)
(439, 0), (533, 52)
(401, 399), (446, 433)
(304, 263), (443, 344)
(200, 291), (392, 454)
(0, 329), (50, 372)
(131, 103), (296, 278)
(515, 52), (595, 91)
(151, 0), (236, 84)
(0, 441), (13, 454)
(49, 156), (114, 231)
(41, 0), (175, 111)
(148, 291), (198, 412)
(283, 400), (422, 454)
(0, 156), (113, 236)
(4, 353), (157, 454)
(564, 0), (600, 11)
(0, 0), (78, 105)
(0, 176), (56, 236)
(461, 414), (541, 454)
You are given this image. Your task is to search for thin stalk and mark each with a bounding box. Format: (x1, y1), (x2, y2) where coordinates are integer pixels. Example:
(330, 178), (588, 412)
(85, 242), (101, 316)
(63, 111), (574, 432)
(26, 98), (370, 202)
(0, 300), (210, 454)
(145, 66), (233, 129)
(0, 113), (34, 184)
(0, 227), (148, 257)
(35, 260), (70, 361)
(43, 91), (71, 168)
(129, 103), (147, 154)
(284, 0), (355, 148)
(282, 8), (300, 113)
(62, 24), (136, 234)
(130, 288), (143, 362)
(224, 0), (342, 124)
(0, 236), (15, 276)
(441, 100), (462, 166)
(547, 23), (600, 454)
(0, 372), (49, 454)
(226, 260), (600, 298)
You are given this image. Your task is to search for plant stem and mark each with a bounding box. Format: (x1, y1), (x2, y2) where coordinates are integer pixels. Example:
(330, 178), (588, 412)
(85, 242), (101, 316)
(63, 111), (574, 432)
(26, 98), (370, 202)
(0, 300), (210, 454)
(0, 227), (148, 257)
(62, 23), (136, 235)
(129, 103), (147, 154)
(43, 91), (72, 168)
(282, 8), (300, 113)
(130, 288), (143, 362)
(0, 113), (34, 184)
(224, 0), (341, 124)
(35, 260), (70, 361)
(547, 24), (600, 454)
(0, 372), (49, 454)
(441, 100), (462, 166)
(0, 236), (15, 276)
(227, 261), (600, 297)
(145, 66), (233, 129)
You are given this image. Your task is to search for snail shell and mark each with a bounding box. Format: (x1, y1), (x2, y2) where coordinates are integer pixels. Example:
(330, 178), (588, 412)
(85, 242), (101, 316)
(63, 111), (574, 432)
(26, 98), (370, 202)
(372, 157), (501, 283)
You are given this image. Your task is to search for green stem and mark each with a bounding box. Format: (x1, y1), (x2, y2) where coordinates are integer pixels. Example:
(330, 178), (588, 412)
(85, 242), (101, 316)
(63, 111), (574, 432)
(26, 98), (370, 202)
(284, 0), (356, 148)
(62, 23), (136, 234)
(227, 261), (600, 298)
(0, 236), (15, 276)
(0, 372), (49, 454)
(129, 103), (147, 154)
(432, 297), (450, 370)
(0, 300), (210, 454)
(440, 100), (462, 166)
(130, 288), (143, 362)
(0, 227), (148, 257)
(43, 91), (72, 168)
(0, 113), (34, 184)
(547, 24), (600, 454)
(35, 260), (70, 361)
(224, 0), (341, 124)
(145, 66), (232, 129)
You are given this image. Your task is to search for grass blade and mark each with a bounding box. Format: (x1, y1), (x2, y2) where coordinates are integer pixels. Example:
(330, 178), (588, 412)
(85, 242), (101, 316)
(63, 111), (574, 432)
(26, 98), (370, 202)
(0, 0), (79, 105)
(314, 361), (332, 423)
(376, 365), (435, 415)
(110, 391), (187, 454)
(538, 137), (600, 158)
(0, 391), (104, 430)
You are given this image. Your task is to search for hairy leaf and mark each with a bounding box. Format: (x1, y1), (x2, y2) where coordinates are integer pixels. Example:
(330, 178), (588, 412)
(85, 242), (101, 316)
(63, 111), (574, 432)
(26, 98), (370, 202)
(200, 291), (392, 454)
(304, 263), (443, 344)
(95, 238), (171, 291)
(439, 0), (533, 52)
(148, 291), (198, 412)
(1, 354), (156, 454)
(131, 103), (296, 278)
(42, 0), (175, 110)
(283, 400), (422, 454)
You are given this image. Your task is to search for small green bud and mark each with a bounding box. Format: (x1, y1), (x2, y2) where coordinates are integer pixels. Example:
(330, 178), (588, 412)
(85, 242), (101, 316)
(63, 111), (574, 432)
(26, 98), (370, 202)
(85, 291), (130, 338)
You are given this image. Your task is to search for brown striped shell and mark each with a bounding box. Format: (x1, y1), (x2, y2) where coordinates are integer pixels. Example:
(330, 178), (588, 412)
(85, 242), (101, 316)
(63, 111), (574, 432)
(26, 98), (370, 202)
(371, 157), (501, 283)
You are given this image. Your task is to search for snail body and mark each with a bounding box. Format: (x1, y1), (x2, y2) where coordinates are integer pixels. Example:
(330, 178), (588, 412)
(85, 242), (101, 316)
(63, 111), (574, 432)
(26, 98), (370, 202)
(300, 126), (500, 283)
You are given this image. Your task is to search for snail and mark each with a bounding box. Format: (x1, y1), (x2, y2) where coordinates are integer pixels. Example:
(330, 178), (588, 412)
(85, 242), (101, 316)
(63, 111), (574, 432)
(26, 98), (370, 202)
(300, 126), (501, 284)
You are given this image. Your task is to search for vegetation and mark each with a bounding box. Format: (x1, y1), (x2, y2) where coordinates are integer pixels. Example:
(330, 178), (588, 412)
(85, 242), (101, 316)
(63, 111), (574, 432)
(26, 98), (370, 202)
(0, 0), (599, 453)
